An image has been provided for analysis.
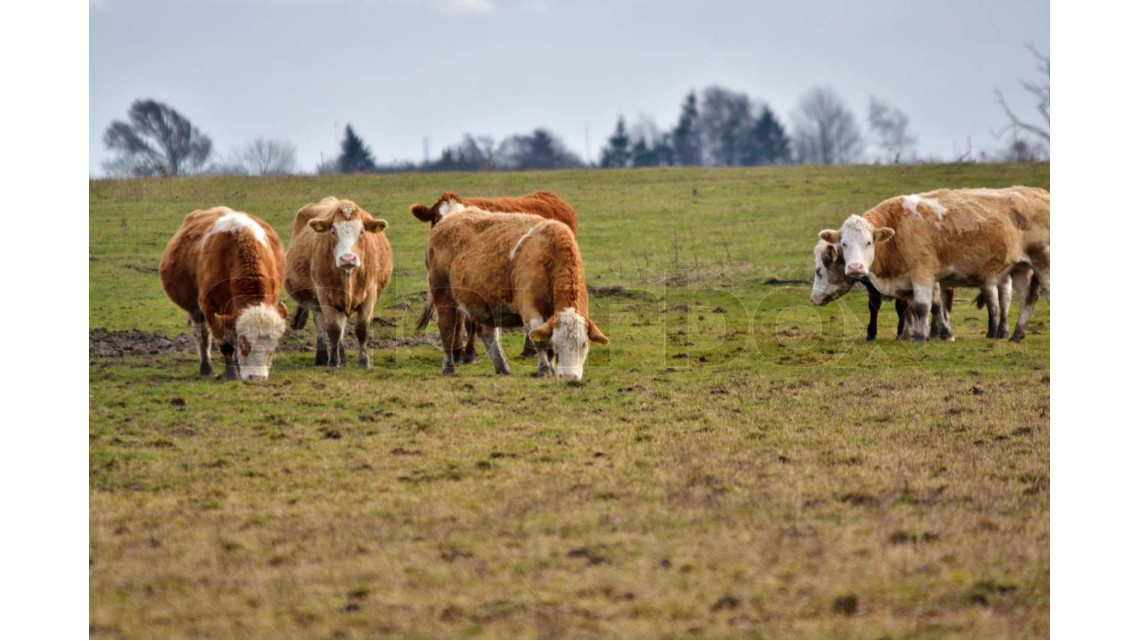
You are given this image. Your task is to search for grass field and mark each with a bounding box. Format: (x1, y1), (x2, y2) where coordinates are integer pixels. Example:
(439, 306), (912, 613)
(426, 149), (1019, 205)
(89, 163), (1049, 638)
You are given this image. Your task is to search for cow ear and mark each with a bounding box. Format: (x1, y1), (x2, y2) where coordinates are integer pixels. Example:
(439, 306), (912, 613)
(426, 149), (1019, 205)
(365, 218), (388, 233)
(529, 318), (555, 343)
(586, 319), (609, 345)
(276, 301), (288, 320)
(309, 218), (332, 233)
(410, 204), (435, 223)
(819, 229), (840, 243)
(823, 245), (838, 263)
(873, 227), (895, 242)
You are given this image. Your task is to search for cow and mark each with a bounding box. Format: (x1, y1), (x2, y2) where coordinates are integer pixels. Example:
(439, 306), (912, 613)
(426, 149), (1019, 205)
(818, 186), (1049, 342)
(423, 207), (608, 381)
(410, 190), (579, 362)
(159, 207), (288, 382)
(285, 197), (393, 369)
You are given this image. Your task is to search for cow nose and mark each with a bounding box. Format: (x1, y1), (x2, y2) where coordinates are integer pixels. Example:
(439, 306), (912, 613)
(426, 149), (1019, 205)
(246, 374), (267, 383)
(846, 263), (865, 275)
(338, 254), (359, 268)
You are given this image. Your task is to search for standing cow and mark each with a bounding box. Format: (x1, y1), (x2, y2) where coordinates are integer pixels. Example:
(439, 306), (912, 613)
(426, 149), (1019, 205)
(159, 207), (288, 382)
(410, 190), (579, 362)
(818, 186), (1049, 341)
(424, 207), (608, 380)
(285, 197), (393, 369)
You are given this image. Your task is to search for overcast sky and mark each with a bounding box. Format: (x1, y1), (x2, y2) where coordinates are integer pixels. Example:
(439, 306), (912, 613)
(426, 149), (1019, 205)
(89, 0), (1049, 175)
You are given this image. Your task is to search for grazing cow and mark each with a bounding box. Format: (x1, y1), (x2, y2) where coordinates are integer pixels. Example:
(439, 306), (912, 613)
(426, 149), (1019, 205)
(159, 207), (288, 382)
(285, 197), (393, 369)
(410, 190), (579, 362)
(819, 186), (1049, 341)
(423, 207), (608, 380)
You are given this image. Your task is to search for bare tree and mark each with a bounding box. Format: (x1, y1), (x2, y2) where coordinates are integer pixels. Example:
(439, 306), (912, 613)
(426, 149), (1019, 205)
(866, 97), (917, 163)
(995, 45), (1049, 144)
(239, 137), (297, 175)
(791, 86), (864, 165)
(103, 99), (212, 176)
(696, 86), (755, 166)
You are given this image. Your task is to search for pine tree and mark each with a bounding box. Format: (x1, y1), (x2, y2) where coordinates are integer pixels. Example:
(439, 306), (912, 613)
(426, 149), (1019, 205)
(337, 124), (377, 173)
(745, 106), (792, 165)
(671, 91), (701, 166)
(599, 116), (631, 168)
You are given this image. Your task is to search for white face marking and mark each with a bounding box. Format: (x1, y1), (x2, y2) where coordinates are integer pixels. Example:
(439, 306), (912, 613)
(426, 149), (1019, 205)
(838, 215), (876, 276)
(234, 303), (286, 382)
(550, 308), (589, 381)
(438, 199), (464, 218)
(332, 219), (364, 270)
(204, 212), (268, 247)
(810, 240), (856, 305)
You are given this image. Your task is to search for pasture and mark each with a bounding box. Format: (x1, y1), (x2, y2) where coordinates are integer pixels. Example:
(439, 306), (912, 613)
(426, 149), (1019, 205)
(89, 163), (1049, 638)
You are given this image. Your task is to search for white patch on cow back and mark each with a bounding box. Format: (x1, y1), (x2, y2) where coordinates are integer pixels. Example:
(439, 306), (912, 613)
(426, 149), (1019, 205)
(234, 302), (286, 382)
(438, 199), (465, 218)
(510, 221), (549, 261)
(550, 307), (589, 381)
(204, 211), (268, 247)
(902, 195), (948, 220)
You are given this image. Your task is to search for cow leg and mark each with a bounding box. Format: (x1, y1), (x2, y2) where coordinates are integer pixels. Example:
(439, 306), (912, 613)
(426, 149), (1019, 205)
(355, 309), (372, 370)
(981, 285), (1000, 338)
(220, 340), (239, 381)
(905, 282), (934, 342)
(996, 275), (1013, 339)
(1028, 245), (1050, 299)
(894, 299), (908, 339)
(190, 311), (212, 376)
(313, 309), (329, 365)
(1010, 269), (1041, 342)
(461, 316), (479, 364)
(437, 301), (460, 375)
(322, 307), (346, 367)
(865, 284), (882, 341)
(934, 285), (955, 341)
(478, 325), (512, 375)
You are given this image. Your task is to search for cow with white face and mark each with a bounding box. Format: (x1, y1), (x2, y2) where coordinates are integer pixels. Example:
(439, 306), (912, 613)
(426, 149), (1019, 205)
(529, 307), (607, 381)
(285, 197), (393, 368)
(818, 187), (1050, 342)
(159, 207), (289, 382)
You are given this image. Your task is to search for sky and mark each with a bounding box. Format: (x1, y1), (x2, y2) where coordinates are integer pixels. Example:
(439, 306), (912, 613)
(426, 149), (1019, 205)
(90, 0), (1049, 174)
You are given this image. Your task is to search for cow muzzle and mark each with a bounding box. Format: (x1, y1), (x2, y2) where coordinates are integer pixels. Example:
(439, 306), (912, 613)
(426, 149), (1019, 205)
(845, 263), (866, 276)
(337, 254), (360, 270)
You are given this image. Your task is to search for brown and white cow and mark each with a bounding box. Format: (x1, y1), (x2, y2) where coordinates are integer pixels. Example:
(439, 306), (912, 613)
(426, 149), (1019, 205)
(819, 186), (1049, 341)
(159, 207), (288, 382)
(424, 207), (608, 380)
(410, 190), (580, 362)
(285, 197), (393, 368)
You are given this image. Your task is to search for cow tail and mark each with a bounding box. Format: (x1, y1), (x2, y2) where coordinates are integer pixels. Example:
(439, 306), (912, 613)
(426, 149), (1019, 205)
(973, 292), (986, 309)
(414, 296), (435, 333)
(290, 304), (309, 331)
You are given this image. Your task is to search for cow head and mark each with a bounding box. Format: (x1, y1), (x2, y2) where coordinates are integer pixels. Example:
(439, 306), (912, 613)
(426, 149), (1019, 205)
(810, 240), (858, 305)
(819, 215), (895, 278)
(232, 301), (288, 382)
(309, 200), (387, 272)
(529, 307), (609, 381)
(409, 192), (463, 227)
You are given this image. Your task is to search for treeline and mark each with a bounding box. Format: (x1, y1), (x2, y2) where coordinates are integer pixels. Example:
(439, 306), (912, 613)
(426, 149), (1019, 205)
(101, 72), (1049, 177)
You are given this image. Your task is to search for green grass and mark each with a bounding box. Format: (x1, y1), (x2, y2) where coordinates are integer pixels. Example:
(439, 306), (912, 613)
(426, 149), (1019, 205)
(90, 163), (1049, 638)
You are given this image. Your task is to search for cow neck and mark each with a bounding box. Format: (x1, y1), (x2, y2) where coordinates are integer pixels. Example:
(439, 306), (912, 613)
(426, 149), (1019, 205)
(548, 228), (588, 316)
(866, 202), (909, 281)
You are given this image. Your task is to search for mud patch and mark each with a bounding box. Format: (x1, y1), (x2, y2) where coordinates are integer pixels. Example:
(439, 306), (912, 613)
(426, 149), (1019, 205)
(90, 327), (440, 357)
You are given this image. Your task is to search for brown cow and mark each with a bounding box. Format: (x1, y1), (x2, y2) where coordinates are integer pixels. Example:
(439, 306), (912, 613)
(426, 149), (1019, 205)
(819, 186), (1049, 342)
(410, 190), (579, 362)
(159, 207), (288, 382)
(424, 207), (608, 380)
(285, 197), (393, 369)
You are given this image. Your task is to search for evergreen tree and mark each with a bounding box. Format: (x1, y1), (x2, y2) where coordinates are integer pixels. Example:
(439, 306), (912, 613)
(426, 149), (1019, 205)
(744, 106), (792, 165)
(599, 116), (632, 168)
(337, 124), (377, 173)
(671, 91), (701, 166)
(630, 138), (654, 167)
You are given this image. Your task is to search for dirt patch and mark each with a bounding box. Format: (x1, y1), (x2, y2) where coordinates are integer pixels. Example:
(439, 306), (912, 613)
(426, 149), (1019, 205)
(90, 326), (439, 358)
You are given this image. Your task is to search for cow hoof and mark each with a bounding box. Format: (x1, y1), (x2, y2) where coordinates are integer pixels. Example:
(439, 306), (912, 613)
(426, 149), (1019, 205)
(442, 365), (456, 375)
(198, 363), (213, 376)
(461, 353), (478, 365)
(315, 351), (329, 366)
(358, 359), (371, 370)
(220, 369), (238, 381)
(997, 330), (1010, 339)
(941, 335), (956, 342)
(1010, 331), (1026, 343)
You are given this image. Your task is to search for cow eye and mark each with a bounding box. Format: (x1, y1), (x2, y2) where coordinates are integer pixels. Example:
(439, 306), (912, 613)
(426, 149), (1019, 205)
(865, 241), (871, 247)
(841, 242), (847, 248)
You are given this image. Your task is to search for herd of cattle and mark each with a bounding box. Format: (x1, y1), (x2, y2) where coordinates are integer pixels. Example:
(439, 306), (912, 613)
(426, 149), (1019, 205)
(158, 185), (1049, 383)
